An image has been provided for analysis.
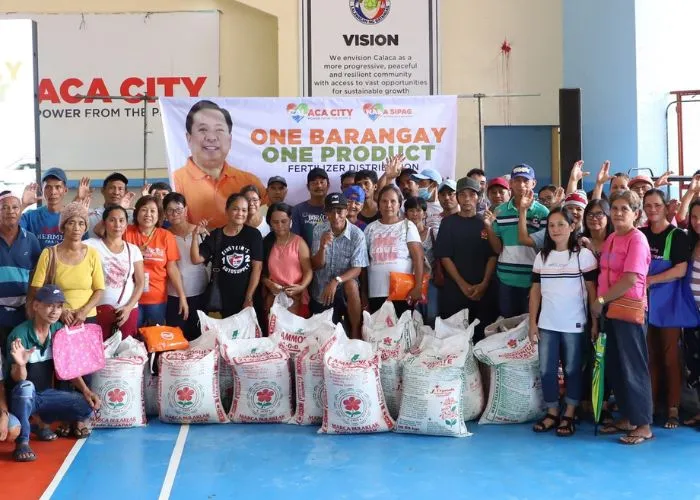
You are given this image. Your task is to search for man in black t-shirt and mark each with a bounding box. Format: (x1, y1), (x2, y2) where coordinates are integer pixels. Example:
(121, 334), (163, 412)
(434, 177), (498, 340)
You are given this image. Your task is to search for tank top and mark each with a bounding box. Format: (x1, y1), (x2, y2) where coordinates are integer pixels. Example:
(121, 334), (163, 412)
(268, 235), (308, 303)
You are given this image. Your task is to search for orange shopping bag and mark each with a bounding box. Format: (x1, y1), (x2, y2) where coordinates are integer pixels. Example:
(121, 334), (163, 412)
(388, 272), (429, 304)
(139, 325), (189, 353)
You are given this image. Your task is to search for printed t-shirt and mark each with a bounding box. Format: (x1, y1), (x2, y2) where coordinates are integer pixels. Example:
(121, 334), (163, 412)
(86, 238), (143, 308)
(20, 206), (63, 249)
(31, 246), (105, 317)
(124, 226), (179, 305)
(291, 201), (327, 249)
(640, 225), (690, 266)
(364, 219), (421, 298)
(598, 229), (651, 302)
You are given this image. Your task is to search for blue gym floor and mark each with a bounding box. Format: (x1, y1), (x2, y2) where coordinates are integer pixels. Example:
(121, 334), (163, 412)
(47, 419), (700, 499)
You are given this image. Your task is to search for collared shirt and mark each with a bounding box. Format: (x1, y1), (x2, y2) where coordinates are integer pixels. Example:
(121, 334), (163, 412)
(173, 158), (267, 229)
(311, 221), (368, 303)
(6, 320), (64, 392)
(0, 228), (41, 328)
(492, 198), (549, 288)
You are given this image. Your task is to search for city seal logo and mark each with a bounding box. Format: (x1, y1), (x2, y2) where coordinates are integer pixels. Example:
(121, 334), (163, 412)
(286, 103), (308, 122)
(362, 102), (384, 121)
(350, 0), (391, 25)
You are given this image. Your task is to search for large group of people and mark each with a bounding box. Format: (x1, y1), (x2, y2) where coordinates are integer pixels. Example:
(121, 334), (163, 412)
(3, 101), (700, 460)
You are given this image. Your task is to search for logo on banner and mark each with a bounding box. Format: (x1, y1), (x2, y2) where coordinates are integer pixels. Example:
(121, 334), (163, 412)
(286, 102), (353, 122)
(350, 0), (391, 25)
(362, 102), (413, 120)
(287, 103), (309, 122)
(362, 103), (384, 121)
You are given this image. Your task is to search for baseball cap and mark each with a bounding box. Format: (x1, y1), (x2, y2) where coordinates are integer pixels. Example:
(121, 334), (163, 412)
(629, 175), (654, 188)
(398, 167), (418, 179)
(35, 284), (66, 304)
(487, 177), (510, 191)
(456, 177), (481, 194)
(411, 168), (443, 184)
(438, 179), (457, 192)
(343, 186), (366, 204)
(324, 192), (348, 210)
(41, 167), (67, 184)
(564, 190), (588, 210)
(511, 164), (536, 180)
(307, 167), (329, 183)
(103, 172), (129, 188)
(267, 175), (287, 187)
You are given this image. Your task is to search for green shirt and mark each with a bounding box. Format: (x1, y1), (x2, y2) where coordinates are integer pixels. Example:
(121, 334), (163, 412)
(6, 320), (64, 392)
(492, 199), (549, 288)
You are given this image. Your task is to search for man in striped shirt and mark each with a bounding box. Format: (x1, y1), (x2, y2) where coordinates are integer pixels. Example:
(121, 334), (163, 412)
(484, 164), (549, 317)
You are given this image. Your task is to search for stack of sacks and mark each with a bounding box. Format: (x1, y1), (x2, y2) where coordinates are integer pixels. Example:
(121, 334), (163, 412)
(473, 314), (545, 424)
(91, 331), (149, 428)
(268, 299), (335, 358)
(395, 335), (471, 437)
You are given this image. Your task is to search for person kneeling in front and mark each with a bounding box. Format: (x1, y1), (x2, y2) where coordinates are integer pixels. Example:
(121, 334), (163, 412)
(7, 285), (101, 462)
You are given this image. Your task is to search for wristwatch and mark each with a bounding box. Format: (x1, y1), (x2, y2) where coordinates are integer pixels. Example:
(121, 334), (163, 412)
(597, 296), (605, 305)
(335, 276), (343, 284)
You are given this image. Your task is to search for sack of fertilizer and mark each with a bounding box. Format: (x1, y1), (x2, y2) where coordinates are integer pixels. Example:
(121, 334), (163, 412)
(221, 337), (293, 423)
(362, 310), (419, 419)
(103, 329), (122, 358)
(268, 301), (334, 358)
(396, 335), (471, 437)
(319, 336), (394, 434)
(287, 323), (342, 425)
(473, 314), (545, 424)
(91, 336), (148, 428)
(363, 300), (399, 331)
(433, 311), (485, 421)
(158, 347), (228, 424)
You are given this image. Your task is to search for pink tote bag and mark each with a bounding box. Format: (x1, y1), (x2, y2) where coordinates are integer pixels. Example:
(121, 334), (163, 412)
(53, 323), (106, 380)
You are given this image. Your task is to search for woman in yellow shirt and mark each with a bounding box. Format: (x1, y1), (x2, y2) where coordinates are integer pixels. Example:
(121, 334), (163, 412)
(30, 202), (105, 325)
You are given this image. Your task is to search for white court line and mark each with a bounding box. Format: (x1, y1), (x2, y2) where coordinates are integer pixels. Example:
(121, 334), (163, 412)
(158, 424), (190, 500)
(40, 438), (88, 500)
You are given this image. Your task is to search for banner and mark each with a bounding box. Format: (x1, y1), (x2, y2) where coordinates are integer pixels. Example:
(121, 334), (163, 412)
(160, 96), (457, 217)
(301, 0), (439, 97)
(0, 12), (220, 173)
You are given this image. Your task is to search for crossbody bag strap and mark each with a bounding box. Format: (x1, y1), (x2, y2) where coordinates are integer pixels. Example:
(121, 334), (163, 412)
(211, 229), (223, 281)
(606, 234), (615, 291)
(46, 245), (57, 285)
(116, 243), (131, 305)
(662, 227), (676, 261)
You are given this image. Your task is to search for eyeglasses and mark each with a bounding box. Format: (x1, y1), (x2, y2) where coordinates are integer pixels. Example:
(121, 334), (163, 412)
(166, 207), (184, 215)
(586, 211), (606, 220)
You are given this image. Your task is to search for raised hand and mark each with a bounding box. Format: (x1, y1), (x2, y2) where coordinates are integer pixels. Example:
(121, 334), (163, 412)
(520, 189), (535, 212)
(691, 175), (700, 194)
(141, 183), (152, 197)
(22, 182), (41, 207)
(10, 338), (35, 367)
(596, 160), (612, 185)
(120, 191), (136, 209)
(75, 177), (92, 201)
(383, 154), (405, 180)
(570, 160), (589, 182)
(654, 171), (673, 188)
(552, 186), (566, 207)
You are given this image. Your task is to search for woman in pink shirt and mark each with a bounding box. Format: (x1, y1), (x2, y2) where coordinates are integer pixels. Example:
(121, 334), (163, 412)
(591, 190), (653, 445)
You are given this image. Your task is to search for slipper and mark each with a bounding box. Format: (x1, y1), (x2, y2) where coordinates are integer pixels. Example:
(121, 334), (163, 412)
(599, 422), (636, 435)
(600, 409), (615, 425)
(683, 416), (700, 427)
(31, 424), (57, 441)
(73, 424), (91, 439)
(13, 442), (37, 462)
(620, 433), (654, 445)
(55, 424), (71, 438)
(664, 416), (680, 429)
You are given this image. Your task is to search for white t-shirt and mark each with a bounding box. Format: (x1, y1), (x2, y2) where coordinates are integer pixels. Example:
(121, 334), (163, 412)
(252, 218), (270, 238)
(532, 247), (598, 333)
(86, 238), (143, 308)
(365, 219), (421, 298)
(167, 232), (209, 298)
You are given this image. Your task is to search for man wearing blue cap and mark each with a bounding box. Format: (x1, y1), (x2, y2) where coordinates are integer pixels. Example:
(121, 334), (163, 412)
(7, 284), (99, 462)
(20, 168), (72, 249)
(484, 164), (549, 317)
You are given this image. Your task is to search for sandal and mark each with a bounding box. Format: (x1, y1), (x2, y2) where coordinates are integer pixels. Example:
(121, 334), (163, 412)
(31, 424), (57, 441)
(556, 416), (575, 437)
(600, 409), (615, 425)
(13, 442), (36, 462)
(73, 423), (91, 439)
(684, 415), (700, 427)
(664, 416), (680, 430)
(55, 424), (71, 438)
(533, 414), (559, 433)
(620, 432), (654, 445)
(599, 421), (636, 435)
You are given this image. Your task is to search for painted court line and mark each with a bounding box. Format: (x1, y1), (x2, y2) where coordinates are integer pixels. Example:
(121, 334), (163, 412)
(40, 438), (87, 500)
(158, 424), (190, 500)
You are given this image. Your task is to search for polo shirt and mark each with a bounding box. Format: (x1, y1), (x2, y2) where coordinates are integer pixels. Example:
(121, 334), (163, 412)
(6, 320), (64, 392)
(0, 228), (41, 328)
(173, 158), (267, 230)
(492, 199), (549, 288)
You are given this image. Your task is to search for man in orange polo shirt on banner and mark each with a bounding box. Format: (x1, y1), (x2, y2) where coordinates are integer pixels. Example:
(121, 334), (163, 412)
(173, 100), (267, 229)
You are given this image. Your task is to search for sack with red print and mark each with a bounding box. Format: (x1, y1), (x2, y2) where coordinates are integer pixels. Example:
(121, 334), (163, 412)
(395, 335), (471, 437)
(362, 300), (399, 331)
(268, 301), (334, 358)
(433, 310), (485, 421)
(287, 323), (344, 425)
(221, 338), (293, 423)
(362, 310), (419, 418)
(319, 335), (395, 434)
(90, 336), (148, 428)
(473, 314), (545, 424)
(158, 348), (228, 424)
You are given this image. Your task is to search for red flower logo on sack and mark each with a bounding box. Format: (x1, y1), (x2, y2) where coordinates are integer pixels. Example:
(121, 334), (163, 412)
(507, 339), (517, 349)
(176, 387), (195, 407)
(106, 388), (126, 409)
(343, 396), (362, 417)
(383, 336), (393, 346)
(256, 388), (275, 408)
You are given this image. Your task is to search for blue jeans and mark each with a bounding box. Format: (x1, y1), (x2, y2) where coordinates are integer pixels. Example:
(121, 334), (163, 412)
(138, 302), (167, 327)
(537, 328), (584, 407)
(11, 381), (93, 444)
(499, 282), (529, 318)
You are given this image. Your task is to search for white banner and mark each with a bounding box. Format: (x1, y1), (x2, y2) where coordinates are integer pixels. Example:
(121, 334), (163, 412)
(160, 96), (457, 220)
(0, 12), (220, 174)
(301, 0), (439, 97)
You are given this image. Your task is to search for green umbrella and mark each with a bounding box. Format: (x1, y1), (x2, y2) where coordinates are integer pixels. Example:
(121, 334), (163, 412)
(592, 331), (607, 435)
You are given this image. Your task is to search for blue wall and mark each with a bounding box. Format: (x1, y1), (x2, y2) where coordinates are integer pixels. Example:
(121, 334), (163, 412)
(563, 0), (638, 180)
(484, 125), (553, 186)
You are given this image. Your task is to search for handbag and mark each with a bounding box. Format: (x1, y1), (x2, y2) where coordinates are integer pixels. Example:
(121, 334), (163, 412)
(204, 229), (223, 313)
(604, 235), (645, 325)
(53, 323), (106, 380)
(139, 325), (189, 353)
(429, 229), (445, 287)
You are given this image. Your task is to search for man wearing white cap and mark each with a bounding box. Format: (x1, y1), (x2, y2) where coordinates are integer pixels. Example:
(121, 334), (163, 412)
(412, 168), (443, 226)
(0, 191), (41, 354)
